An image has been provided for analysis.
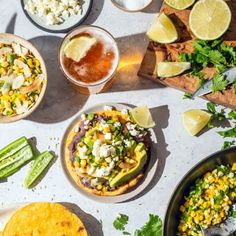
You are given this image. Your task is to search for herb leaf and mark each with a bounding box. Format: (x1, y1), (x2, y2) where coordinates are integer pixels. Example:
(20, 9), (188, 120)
(218, 124), (236, 138)
(207, 102), (226, 123)
(134, 214), (162, 236)
(222, 141), (235, 150)
(183, 92), (192, 99)
(228, 110), (236, 120)
(113, 214), (129, 231)
(211, 75), (228, 93)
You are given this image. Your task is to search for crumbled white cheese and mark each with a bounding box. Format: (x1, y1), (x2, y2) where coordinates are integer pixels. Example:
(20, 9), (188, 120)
(124, 139), (131, 147)
(79, 145), (87, 159)
(94, 161), (115, 177)
(114, 121), (121, 127)
(100, 144), (116, 158)
(104, 133), (112, 140)
(104, 105), (113, 111)
(84, 119), (90, 125)
(87, 166), (96, 175)
(25, 0), (82, 25)
(121, 109), (128, 115)
(81, 114), (86, 121)
(126, 122), (140, 136)
(92, 140), (101, 159)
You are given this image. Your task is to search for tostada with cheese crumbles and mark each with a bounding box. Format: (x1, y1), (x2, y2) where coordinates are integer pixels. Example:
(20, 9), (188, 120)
(64, 105), (155, 196)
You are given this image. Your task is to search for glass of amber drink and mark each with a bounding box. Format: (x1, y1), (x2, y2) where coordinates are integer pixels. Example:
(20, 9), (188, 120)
(59, 25), (119, 95)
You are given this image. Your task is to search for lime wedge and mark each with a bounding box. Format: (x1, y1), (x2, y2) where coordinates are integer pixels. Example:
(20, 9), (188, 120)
(130, 105), (156, 128)
(146, 13), (178, 44)
(64, 36), (97, 62)
(157, 62), (191, 77)
(165, 0), (195, 10)
(183, 109), (212, 136)
(189, 0), (231, 40)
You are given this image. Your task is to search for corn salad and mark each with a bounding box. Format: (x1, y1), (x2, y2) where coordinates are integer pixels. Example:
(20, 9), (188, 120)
(178, 164), (236, 236)
(0, 42), (44, 117)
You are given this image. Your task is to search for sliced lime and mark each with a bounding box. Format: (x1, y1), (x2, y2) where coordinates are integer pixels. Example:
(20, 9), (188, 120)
(146, 13), (178, 44)
(130, 105), (155, 128)
(183, 109), (212, 136)
(157, 62), (191, 77)
(64, 36), (97, 62)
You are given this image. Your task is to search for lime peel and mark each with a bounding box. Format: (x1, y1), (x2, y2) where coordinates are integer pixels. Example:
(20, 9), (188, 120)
(130, 105), (156, 129)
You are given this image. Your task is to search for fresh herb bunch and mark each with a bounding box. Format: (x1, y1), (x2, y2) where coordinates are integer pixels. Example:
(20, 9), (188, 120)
(179, 39), (236, 92)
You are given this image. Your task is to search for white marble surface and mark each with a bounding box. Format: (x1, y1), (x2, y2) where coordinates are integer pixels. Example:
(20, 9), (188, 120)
(0, 0), (231, 235)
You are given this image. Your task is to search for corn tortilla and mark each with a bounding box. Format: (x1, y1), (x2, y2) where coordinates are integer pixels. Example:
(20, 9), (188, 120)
(3, 202), (87, 236)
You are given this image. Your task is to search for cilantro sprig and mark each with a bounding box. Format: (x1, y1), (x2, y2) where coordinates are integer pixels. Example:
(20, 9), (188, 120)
(113, 214), (129, 234)
(113, 214), (162, 236)
(134, 214), (162, 236)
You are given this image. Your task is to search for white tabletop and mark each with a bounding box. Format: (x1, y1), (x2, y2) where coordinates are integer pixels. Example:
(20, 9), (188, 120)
(0, 0), (228, 235)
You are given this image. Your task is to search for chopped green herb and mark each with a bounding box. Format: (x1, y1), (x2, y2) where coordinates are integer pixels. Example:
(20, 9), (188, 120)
(218, 124), (236, 138)
(206, 102), (226, 128)
(123, 231), (131, 235)
(0, 82), (4, 88)
(211, 74), (228, 93)
(113, 214), (129, 231)
(8, 53), (16, 65)
(134, 214), (162, 236)
(222, 141), (235, 150)
(183, 92), (192, 99)
(87, 113), (94, 121)
(228, 110), (236, 120)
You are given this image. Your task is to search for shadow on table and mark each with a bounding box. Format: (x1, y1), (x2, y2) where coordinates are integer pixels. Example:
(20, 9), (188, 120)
(107, 32), (166, 93)
(61, 202), (104, 236)
(26, 35), (89, 123)
(83, 0), (105, 24)
(125, 105), (170, 202)
(142, 0), (163, 13)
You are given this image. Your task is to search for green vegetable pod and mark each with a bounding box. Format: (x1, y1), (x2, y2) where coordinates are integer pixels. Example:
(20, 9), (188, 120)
(0, 145), (33, 178)
(0, 136), (29, 162)
(0, 145), (33, 171)
(25, 151), (54, 188)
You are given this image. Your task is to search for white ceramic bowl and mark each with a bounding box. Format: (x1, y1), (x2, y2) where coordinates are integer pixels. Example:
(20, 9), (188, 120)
(21, 0), (93, 33)
(0, 33), (47, 123)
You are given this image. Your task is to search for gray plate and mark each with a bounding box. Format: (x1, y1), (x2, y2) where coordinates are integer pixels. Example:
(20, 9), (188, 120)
(60, 103), (158, 203)
(21, 0), (93, 33)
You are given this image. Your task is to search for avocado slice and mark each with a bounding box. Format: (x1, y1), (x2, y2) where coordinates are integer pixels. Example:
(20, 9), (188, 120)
(109, 143), (147, 188)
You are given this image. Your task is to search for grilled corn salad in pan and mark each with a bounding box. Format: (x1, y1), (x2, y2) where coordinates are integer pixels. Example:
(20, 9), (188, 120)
(177, 164), (236, 236)
(0, 42), (44, 117)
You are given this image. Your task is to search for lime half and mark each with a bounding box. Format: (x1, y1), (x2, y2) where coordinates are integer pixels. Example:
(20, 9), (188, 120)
(64, 36), (97, 62)
(146, 13), (178, 44)
(165, 0), (195, 10)
(189, 0), (231, 40)
(130, 105), (156, 128)
(157, 62), (191, 77)
(183, 109), (212, 136)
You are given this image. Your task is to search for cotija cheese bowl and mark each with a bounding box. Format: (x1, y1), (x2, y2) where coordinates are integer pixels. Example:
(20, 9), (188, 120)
(0, 33), (47, 123)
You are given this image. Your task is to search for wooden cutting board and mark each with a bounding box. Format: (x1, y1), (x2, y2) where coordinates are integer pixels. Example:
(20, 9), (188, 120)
(138, 0), (236, 109)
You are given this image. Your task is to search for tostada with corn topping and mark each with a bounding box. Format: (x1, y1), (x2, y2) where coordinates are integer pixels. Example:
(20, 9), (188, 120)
(64, 105), (155, 196)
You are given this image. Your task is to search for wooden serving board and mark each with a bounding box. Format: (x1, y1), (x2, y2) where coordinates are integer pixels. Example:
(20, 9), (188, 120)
(138, 0), (236, 109)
